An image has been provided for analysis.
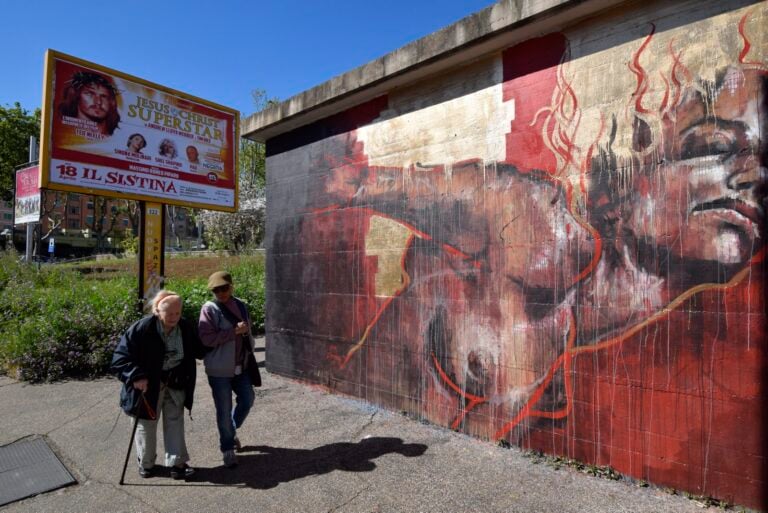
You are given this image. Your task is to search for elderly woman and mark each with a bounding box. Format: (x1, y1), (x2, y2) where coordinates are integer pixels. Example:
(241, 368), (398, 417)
(111, 290), (203, 480)
(198, 271), (258, 468)
(158, 138), (178, 159)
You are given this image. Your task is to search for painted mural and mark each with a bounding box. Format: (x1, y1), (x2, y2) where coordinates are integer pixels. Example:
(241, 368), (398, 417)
(266, 2), (766, 508)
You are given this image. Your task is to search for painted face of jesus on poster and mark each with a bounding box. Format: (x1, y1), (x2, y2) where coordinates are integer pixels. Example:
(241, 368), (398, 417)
(58, 71), (121, 136)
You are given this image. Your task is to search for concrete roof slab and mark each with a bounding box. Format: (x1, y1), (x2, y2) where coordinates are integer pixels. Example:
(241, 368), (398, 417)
(242, 0), (624, 141)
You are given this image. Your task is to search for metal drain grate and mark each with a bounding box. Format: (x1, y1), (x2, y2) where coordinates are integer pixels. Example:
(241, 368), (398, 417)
(0, 437), (76, 507)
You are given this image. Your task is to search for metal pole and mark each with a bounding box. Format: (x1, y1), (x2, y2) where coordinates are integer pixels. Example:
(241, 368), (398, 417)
(25, 225), (33, 262)
(25, 136), (37, 263)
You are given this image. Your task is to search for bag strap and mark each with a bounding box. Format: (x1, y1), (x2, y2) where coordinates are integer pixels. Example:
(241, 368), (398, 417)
(235, 300), (248, 322)
(213, 300), (251, 349)
(213, 300), (241, 326)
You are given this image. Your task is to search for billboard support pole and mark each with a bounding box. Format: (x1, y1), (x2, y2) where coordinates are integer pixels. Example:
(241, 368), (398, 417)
(25, 136), (37, 262)
(25, 224), (33, 263)
(137, 202), (165, 313)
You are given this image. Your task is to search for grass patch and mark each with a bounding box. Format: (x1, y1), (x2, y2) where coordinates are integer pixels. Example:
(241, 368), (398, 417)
(0, 250), (265, 382)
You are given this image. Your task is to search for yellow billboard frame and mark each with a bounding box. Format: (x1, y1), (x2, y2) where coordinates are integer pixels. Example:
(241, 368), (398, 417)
(39, 49), (240, 213)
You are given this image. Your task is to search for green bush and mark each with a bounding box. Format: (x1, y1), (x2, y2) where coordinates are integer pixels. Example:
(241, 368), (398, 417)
(120, 235), (139, 255)
(167, 256), (266, 333)
(228, 258), (266, 333)
(0, 251), (266, 382)
(168, 279), (210, 323)
(0, 251), (140, 382)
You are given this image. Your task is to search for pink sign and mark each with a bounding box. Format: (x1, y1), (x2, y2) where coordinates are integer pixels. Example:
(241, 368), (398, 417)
(14, 165), (40, 225)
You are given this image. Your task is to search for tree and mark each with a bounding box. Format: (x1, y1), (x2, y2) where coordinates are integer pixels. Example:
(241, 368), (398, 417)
(239, 89), (278, 188)
(198, 179), (265, 251)
(87, 196), (121, 252)
(36, 190), (74, 256)
(0, 103), (40, 201)
(240, 137), (266, 188)
(122, 199), (141, 237)
(197, 139), (267, 251)
(166, 204), (193, 249)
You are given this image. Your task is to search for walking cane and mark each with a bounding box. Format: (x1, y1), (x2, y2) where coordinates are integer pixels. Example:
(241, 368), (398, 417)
(119, 415), (139, 485)
(119, 392), (155, 485)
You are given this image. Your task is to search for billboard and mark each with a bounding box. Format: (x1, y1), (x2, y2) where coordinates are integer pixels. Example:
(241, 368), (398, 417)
(40, 50), (239, 212)
(14, 165), (40, 225)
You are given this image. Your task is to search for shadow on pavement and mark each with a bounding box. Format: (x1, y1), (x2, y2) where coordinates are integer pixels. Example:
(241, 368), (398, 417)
(193, 437), (428, 489)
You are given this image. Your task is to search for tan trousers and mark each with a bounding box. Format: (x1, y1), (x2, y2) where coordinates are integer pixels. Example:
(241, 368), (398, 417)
(135, 384), (189, 469)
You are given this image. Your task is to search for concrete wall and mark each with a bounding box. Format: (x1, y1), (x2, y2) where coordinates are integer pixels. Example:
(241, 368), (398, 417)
(264, 0), (767, 508)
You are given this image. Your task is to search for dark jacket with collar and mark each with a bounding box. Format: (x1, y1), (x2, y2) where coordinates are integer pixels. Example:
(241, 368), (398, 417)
(111, 315), (204, 419)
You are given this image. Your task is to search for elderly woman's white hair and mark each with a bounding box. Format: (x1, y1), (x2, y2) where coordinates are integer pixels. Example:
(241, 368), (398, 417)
(151, 290), (181, 315)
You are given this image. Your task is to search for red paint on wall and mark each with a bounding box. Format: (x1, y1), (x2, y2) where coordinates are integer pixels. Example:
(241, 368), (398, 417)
(502, 33), (566, 174)
(266, 6), (768, 511)
(521, 271), (767, 509)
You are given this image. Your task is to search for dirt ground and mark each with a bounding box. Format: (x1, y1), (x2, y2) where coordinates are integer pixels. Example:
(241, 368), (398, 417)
(71, 253), (263, 280)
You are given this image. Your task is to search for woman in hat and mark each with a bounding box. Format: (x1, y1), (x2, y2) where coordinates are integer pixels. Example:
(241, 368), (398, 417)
(111, 290), (203, 479)
(198, 271), (257, 468)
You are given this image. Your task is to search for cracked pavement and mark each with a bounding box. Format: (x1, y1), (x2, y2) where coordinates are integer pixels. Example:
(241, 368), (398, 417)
(0, 338), (715, 513)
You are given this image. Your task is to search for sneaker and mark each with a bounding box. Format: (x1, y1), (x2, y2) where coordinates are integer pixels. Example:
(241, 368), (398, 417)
(170, 464), (196, 480)
(234, 436), (242, 452)
(138, 466), (155, 478)
(223, 449), (238, 468)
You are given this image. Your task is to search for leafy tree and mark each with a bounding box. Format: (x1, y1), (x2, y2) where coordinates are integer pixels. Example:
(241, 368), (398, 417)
(199, 179), (265, 251)
(239, 88), (277, 188)
(199, 137), (267, 251)
(0, 103), (40, 201)
(240, 137), (266, 188)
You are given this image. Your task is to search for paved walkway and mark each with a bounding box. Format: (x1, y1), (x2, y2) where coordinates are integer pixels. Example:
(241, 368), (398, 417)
(0, 339), (717, 513)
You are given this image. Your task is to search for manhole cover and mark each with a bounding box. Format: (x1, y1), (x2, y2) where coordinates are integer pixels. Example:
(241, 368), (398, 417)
(0, 437), (76, 506)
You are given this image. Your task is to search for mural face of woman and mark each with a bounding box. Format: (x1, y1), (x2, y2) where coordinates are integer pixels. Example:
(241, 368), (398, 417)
(623, 67), (766, 279)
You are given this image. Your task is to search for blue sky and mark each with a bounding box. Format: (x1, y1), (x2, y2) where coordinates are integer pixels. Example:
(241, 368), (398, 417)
(2, 0), (495, 116)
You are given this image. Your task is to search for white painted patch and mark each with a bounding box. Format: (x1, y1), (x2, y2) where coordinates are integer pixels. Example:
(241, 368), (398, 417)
(358, 58), (513, 168)
(716, 231), (742, 264)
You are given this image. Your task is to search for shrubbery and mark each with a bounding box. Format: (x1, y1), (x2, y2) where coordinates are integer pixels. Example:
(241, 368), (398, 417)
(0, 250), (266, 382)
(0, 251), (140, 382)
(167, 257), (266, 332)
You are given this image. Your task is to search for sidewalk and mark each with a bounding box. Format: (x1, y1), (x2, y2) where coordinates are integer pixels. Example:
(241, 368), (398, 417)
(0, 338), (715, 513)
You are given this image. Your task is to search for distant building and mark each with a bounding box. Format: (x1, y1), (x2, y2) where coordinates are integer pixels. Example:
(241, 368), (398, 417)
(28, 192), (200, 256)
(0, 200), (13, 233)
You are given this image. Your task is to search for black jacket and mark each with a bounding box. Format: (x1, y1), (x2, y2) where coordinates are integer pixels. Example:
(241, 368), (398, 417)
(111, 315), (204, 419)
